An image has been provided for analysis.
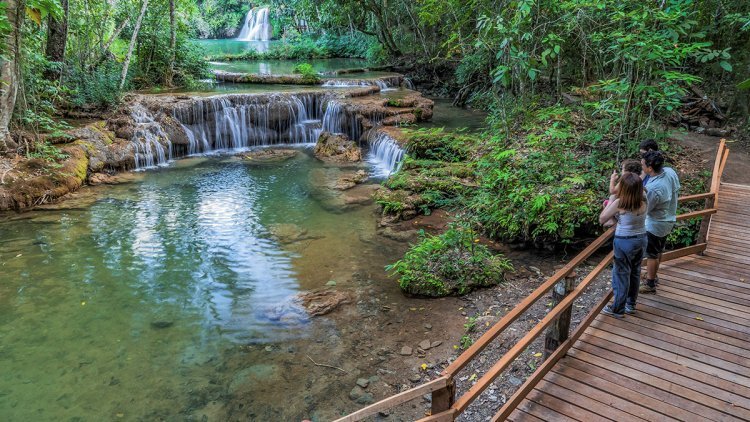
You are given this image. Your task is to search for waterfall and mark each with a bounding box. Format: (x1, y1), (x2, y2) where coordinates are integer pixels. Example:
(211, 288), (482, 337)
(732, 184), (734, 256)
(237, 7), (272, 41)
(402, 77), (415, 90)
(366, 131), (405, 177)
(173, 93), (327, 155)
(130, 105), (173, 170)
(321, 100), (361, 141)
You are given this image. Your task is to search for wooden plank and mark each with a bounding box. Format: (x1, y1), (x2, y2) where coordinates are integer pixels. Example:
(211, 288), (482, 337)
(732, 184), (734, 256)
(451, 252), (613, 413)
(662, 258), (750, 286)
(552, 362), (703, 422)
(624, 306), (750, 359)
(334, 377), (449, 422)
(638, 295), (750, 335)
(703, 249), (750, 267)
(534, 378), (647, 422)
(580, 332), (750, 406)
(516, 398), (579, 422)
(678, 192), (715, 202)
(492, 292), (612, 421)
(675, 256), (750, 280)
(441, 228), (614, 377)
(676, 208), (716, 221)
(659, 243), (707, 262)
(684, 255), (750, 274)
(593, 320), (750, 379)
(415, 408), (456, 422)
(526, 387), (612, 421)
(721, 182), (750, 191)
(507, 408), (546, 422)
(540, 374), (656, 421)
(657, 270), (750, 299)
(637, 302), (750, 347)
(565, 352), (744, 422)
(647, 288), (750, 321)
(657, 283), (750, 312)
(573, 338), (750, 419)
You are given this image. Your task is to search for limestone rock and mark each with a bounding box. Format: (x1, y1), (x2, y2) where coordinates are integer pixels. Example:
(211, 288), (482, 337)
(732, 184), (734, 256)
(299, 290), (351, 316)
(418, 340), (431, 350)
(399, 346), (413, 356)
(314, 132), (362, 163)
(238, 148), (298, 163)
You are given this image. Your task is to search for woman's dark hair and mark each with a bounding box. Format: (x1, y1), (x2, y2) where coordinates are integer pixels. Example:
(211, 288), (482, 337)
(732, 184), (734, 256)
(639, 139), (659, 153)
(618, 173), (645, 212)
(642, 150), (665, 173)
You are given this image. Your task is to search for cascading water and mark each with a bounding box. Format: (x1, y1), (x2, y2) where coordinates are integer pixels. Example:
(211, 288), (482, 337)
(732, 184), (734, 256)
(366, 131), (405, 177)
(174, 93), (326, 155)
(402, 77), (415, 90)
(236, 7), (272, 41)
(321, 100), (361, 141)
(130, 104), (173, 170)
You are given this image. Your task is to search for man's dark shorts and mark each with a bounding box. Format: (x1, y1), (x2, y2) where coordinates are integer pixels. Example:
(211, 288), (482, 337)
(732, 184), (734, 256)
(646, 232), (668, 259)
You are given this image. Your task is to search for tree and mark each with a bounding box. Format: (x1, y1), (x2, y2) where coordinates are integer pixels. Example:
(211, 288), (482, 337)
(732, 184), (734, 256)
(119, 0), (149, 90)
(165, 0), (176, 87)
(0, 0), (24, 152)
(44, 0), (67, 81)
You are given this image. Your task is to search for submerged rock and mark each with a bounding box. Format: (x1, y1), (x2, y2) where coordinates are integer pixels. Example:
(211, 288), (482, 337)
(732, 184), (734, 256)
(334, 170), (368, 190)
(268, 223), (322, 244)
(150, 321), (174, 329)
(299, 290), (351, 316)
(314, 132), (362, 163)
(238, 148), (299, 163)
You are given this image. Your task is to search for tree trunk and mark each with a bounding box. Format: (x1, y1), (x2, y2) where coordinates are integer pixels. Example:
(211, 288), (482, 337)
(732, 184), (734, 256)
(0, 0), (23, 153)
(119, 0), (148, 90)
(165, 0), (176, 87)
(91, 17), (130, 70)
(44, 0), (68, 82)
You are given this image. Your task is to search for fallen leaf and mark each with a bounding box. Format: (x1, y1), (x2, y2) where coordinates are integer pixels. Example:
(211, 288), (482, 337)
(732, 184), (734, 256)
(81, 301), (86, 306)
(695, 316), (704, 321)
(468, 373), (477, 381)
(533, 352), (542, 358)
(15, 254), (22, 258)
(420, 363), (427, 371)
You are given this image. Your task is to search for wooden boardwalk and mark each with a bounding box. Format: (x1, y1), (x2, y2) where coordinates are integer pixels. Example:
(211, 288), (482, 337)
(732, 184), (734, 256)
(510, 183), (750, 422)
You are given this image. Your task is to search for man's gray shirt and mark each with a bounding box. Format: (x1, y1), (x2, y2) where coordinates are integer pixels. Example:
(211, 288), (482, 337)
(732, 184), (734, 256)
(645, 167), (680, 237)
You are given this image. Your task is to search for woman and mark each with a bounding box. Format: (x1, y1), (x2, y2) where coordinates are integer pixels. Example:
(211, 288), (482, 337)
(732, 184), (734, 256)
(599, 172), (648, 318)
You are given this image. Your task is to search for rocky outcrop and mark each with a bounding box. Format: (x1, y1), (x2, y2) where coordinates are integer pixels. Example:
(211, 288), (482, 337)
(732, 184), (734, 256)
(314, 132), (362, 162)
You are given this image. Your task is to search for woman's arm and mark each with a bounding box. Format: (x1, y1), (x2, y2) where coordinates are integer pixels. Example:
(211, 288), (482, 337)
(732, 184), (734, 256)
(599, 198), (620, 225)
(608, 170), (619, 194)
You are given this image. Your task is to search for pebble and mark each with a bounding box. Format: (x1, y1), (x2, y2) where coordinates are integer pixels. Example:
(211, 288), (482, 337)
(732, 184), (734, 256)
(431, 341), (442, 348)
(409, 373), (422, 383)
(399, 346), (413, 356)
(508, 376), (523, 387)
(424, 323), (432, 330)
(326, 280), (337, 286)
(356, 378), (370, 388)
(418, 340), (431, 350)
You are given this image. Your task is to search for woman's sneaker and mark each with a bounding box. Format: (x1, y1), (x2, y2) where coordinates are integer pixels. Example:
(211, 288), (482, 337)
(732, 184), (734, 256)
(624, 305), (636, 315)
(601, 305), (624, 319)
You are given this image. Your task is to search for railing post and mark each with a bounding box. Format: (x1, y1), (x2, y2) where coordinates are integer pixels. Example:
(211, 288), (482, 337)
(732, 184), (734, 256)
(696, 195), (715, 247)
(431, 378), (455, 415)
(543, 272), (576, 360)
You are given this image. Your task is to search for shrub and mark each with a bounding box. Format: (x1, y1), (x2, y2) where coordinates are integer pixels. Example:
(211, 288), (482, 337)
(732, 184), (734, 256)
(386, 221), (513, 297)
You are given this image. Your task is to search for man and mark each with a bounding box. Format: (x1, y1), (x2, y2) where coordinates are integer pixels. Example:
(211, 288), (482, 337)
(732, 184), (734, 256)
(640, 150), (680, 293)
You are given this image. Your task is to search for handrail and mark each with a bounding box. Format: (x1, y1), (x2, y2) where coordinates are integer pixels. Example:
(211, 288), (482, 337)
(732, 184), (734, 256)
(337, 140), (730, 422)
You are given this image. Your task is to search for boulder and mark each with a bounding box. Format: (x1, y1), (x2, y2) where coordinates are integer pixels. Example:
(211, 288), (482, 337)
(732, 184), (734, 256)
(314, 132), (362, 163)
(299, 290), (351, 316)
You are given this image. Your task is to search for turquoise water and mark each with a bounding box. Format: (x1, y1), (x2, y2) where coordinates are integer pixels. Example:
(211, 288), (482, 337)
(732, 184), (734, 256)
(421, 99), (488, 133)
(209, 58), (370, 75)
(196, 39), (280, 56)
(0, 152), (398, 420)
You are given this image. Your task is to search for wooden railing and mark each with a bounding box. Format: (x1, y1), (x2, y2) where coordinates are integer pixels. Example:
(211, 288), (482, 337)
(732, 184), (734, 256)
(335, 140), (729, 422)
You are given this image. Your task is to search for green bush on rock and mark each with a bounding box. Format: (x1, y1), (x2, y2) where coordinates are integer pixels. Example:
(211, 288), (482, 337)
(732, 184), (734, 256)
(386, 222), (512, 297)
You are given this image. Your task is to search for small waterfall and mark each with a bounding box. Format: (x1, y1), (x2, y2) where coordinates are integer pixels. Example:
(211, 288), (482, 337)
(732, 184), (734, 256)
(237, 7), (272, 41)
(173, 93), (327, 154)
(321, 100), (361, 141)
(367, 131), (405, 177)
(321, 80), (376, 88)
(130, 105), (173, 170)
(402, 77), (415, 90)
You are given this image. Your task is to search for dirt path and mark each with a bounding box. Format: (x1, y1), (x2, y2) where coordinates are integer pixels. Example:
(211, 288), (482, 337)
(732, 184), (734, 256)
(671, 131), (750, 185)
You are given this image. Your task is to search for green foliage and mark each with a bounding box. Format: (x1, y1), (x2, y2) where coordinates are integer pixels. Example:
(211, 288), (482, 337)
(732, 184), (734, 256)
(292, 62), (319, 82)
(66, 63), (123, 109)
(386, 221), (512, 297)
(28, 141), (69, 162)
(403, 127), (473, 162)
(205, 33), (379, 62)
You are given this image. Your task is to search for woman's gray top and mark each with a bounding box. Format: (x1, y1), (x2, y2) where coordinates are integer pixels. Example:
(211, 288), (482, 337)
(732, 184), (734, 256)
(616, 210), (647, 236)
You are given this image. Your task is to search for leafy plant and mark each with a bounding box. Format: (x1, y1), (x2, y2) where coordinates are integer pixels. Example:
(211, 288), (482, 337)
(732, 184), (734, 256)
(386, 221), (512, 297)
